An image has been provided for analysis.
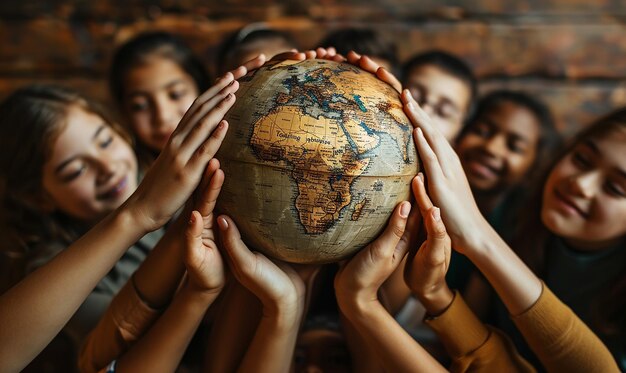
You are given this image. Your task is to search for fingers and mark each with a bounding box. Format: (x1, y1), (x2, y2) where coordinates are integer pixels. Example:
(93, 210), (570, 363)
(376, 67), (402, 93)
(412, 174), (449, 264)
(412, 173), (433, 214)
(231, 54), (267, 79)
(175, 73), (235, 135)
(346, 50), (361, 65)
(177, 92), (233, 162)
(184, 211), (204, 263)
(369, 201), (411, 262)
(217, 215), (256, 279)
(270, 51), (305, 62)
(194, 159), (224, 216)
(413, 127), (445, 185)
(304, 49), (317, 59)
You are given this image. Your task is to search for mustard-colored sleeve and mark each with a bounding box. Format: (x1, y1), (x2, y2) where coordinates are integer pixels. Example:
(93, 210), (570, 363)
(425, 291), (535, 373)
(511, 283), (620, 373)
(78, 277), (161, 373)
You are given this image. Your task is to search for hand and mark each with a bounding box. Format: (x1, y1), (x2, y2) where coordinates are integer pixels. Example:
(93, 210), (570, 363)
(182, 160), (226, 294)
(217, 215), (306, 318)
(269, 47), (346, 63)
(230, 54), (267, 79)
(404, 173), (454, 316)
(346, 51), (402, 93)
(334, 201), (413, 311)
(402, 90), (489, 254)
(126, 72), (239, 231)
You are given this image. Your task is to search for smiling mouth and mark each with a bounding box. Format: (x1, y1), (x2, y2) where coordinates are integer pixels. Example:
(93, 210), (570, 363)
(553, 189), (588, 219)
(466, 159), (502, 180)
(98, 176), (128, 200)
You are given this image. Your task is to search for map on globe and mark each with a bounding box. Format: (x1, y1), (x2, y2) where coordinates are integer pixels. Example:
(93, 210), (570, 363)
(216, 59), (419, 263)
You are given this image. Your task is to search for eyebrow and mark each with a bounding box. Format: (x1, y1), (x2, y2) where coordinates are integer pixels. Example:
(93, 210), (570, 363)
(54, 124), (106, 174)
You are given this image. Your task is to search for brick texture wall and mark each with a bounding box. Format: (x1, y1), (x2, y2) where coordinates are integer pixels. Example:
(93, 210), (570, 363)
(2, 0), (626, 136)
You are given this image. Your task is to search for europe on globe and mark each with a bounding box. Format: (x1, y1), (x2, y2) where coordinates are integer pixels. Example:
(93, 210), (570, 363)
(216, 59), (419, 264)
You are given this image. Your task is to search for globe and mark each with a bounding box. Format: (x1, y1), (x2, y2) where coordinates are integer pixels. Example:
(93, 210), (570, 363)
(215, 59), (419, 264)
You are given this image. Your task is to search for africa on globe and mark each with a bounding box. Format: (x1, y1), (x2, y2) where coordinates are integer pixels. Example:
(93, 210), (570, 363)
(215, 59), (419, 264)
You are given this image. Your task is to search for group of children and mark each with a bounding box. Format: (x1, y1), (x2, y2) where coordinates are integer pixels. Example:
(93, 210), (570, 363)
(0, 24), (623, 373)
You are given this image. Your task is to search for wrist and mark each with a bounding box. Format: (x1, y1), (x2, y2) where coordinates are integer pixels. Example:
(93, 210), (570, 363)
(416, 285), (455, 317)
(336, 289), (379, 322)
(262, 295), (304, 330)
(182, 279), (222, 304)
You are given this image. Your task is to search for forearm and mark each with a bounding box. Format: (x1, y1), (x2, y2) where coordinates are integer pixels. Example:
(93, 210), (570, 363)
(238, 304), (303, 373)
(341, 299), (446, 373)
(115, 284), (218, 373)
(204, 282), (262, 372)
(0, 208), (145, 372)
(132, 220), (186, 309)
(464, 224), (542, 316)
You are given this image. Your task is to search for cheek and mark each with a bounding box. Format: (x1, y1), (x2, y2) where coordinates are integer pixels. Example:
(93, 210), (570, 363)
(591, 201), (626, 236)
(507, 154), (535, 177)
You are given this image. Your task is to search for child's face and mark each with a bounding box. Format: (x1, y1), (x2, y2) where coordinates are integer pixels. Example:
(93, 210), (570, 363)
(41, 105), (138, 223)
(542, 129), (626, 249)
(294, 328), (351, 373)
(404, 65), (470, 142)
(457, 101), (540, 193)
(123, 57), (199, 152)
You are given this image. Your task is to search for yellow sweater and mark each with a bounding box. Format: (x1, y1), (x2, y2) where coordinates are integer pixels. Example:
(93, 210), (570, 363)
(426, 284), (620, 373)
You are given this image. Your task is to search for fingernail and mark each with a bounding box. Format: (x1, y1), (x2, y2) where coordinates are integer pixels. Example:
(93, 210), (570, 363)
(217, 216), (229, 230)
(400, 202), (411, 218)
(417, 172), (424, 184)
(432, 207), (441, 222)
(189, 213), (195, 225)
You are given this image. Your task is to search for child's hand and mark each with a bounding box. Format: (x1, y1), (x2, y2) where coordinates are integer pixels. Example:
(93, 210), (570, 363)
(217, 215), (306, 319)
(334, 201), (413, 312)
(402, 90), (490, 254)
(126, 72), (239, 232)
(404, 173), (455, 316)
(182, 160), (226, 294)
(346, 51), (402, 93)
(230, 54), (267, 80)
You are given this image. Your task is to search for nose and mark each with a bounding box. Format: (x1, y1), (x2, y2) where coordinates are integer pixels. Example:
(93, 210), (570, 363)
(153, 97), (176, 129)
(568, 171), (600, 199)
(95, 154), (117, 185)
(484, 134), (507, 157)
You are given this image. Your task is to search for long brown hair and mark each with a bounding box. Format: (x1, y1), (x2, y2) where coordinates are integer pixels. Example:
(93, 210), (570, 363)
(0, 85), (131, 290)
(512, 108), (626, 336)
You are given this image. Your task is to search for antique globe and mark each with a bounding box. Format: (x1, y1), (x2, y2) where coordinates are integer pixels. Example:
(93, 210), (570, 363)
(215, 59), (419, 264)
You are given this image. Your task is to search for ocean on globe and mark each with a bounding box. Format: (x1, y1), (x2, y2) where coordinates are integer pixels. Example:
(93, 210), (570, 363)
(215, 59), (419, 264)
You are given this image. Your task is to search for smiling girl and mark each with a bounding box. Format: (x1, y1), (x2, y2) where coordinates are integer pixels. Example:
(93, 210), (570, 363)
(109, 31), (211, 168)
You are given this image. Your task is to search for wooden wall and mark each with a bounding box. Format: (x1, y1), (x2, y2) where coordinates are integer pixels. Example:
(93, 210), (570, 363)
(2, 0), (626, 136)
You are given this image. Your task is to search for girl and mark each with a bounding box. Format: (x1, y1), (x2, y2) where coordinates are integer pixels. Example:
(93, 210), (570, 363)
(109, 31), (211, 168)
(448, 90), (561, 293)
(0, 71), (239, 372)
(400, 88), (622, 371)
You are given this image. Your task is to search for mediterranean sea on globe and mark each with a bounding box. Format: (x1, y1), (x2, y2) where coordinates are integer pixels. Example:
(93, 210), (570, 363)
(215, 59), (419, 264)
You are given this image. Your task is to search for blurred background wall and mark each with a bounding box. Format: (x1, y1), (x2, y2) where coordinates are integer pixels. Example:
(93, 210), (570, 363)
(1, 0), (626, 136)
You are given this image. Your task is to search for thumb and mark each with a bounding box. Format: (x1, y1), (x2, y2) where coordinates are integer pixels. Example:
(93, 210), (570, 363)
(368, 201), (411, 263)
(422, 207), (450, 268)
(217, 215), (255, 275)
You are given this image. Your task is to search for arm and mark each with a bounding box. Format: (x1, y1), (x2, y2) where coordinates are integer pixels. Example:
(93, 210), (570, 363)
(0, 69), (238, 373)
(216, 215), (306, 373)
(79, 161), (226, 372)
(406, 172), (534, 372)
(334, 201), (446, 373)
(114, 208), (225, 373)
(402, 89), (621, 373)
